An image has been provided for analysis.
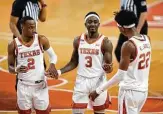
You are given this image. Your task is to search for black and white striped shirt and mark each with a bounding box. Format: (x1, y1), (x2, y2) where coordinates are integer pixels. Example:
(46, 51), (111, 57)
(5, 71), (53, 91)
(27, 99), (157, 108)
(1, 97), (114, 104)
(120, 0), (147, 19)
(11, 0), (40, 33)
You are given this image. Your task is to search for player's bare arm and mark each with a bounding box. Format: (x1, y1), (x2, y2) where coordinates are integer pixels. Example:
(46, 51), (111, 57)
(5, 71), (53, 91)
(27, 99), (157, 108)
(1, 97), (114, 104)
(102, 37), (113, 73)
(59, 36), (79, 75)
(119, 40), (136, 70)
(9, 16), (21, 38)
(38, 0), (47, 22)
(89, 41), (136, 101)
(8, 41), (28, 74)
(39, 35), (58, 78)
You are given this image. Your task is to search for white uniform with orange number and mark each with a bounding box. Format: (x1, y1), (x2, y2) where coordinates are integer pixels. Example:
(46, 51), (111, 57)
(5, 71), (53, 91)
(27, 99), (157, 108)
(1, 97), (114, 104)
(72, 33), (110, 111)
(14, 34), (49, 111)
(118, 35), (151, 114)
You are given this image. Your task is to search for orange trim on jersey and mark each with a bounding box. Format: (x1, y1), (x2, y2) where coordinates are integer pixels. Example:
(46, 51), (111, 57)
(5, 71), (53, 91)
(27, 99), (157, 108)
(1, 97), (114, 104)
(133, 35), (146, 41)
(123, 100), (127, 114)
(72, 102), (87, 109)
(38, 36), (44, 53)
(128, 40), (138, 63)
(13, 39), (18, 56)
(84, 33), (102, 44)
(18, 36), (35, 47)
(146, 35), (151, 44)
(93, 96), (110, 111)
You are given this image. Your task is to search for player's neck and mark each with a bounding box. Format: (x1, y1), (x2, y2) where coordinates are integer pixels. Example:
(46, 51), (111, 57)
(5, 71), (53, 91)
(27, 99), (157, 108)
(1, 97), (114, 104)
(87, 32), (99, 39)
(21, 34), (33, 43)
(128, 28), (140, 39)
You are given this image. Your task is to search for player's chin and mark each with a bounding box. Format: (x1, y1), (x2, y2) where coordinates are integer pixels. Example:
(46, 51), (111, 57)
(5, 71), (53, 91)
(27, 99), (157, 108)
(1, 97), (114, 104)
(104, 70), (112, 73)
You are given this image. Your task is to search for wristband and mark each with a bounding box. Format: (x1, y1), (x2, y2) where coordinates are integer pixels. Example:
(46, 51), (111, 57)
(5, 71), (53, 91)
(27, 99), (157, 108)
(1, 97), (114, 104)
(57, 70), (61, 76)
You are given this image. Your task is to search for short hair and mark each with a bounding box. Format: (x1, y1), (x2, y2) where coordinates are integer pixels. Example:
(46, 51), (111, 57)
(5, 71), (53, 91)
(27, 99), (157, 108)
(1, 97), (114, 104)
(85, 11), (100, 19)
(20, 16), (34, 25)
(114, 10), (137, 27)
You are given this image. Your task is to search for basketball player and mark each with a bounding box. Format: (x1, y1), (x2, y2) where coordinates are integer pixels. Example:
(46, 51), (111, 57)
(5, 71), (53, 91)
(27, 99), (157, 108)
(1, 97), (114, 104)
(8, 16), (58, 114)
(56, 12), (113, 114)
(89, 10), (151, 114)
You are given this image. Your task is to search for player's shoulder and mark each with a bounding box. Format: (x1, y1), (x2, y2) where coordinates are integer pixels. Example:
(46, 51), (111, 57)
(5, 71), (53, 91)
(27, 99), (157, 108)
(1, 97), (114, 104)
(73, 35), (81, 48)
(8, 39), (16, 49)
(38, 34), (48, 41)
(122, 40), (136, 52)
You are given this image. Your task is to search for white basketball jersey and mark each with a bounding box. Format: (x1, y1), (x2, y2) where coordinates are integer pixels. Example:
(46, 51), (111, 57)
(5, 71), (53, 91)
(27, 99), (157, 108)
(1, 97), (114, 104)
(119, 35), (151, 92)
(77, 33), (106, 78)
(14, 34), (45, 81)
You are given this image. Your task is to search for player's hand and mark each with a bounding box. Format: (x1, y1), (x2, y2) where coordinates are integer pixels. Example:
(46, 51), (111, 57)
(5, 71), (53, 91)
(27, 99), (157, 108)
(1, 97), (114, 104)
(38, 0), (45, 5)
(102, 63), (113, 73)
(16, 65), (28, 73)
(89, 90), (99, 102)
(46, 63), (58, 79)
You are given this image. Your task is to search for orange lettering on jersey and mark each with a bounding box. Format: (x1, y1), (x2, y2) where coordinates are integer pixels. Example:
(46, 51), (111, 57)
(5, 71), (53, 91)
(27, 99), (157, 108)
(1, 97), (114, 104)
(80, 48), (99, 55)
(19, 49), (41, 58)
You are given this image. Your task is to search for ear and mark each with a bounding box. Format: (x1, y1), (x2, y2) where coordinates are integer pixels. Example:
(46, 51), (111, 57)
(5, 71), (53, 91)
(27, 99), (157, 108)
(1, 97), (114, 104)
(98, 22), (100, 27)
(121, 27), (125, 32)
(85, 23), (87, 27)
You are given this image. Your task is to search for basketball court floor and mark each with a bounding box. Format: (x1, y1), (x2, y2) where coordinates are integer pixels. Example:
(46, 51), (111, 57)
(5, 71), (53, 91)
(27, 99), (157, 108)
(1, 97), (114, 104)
(0, 0), (163, 114)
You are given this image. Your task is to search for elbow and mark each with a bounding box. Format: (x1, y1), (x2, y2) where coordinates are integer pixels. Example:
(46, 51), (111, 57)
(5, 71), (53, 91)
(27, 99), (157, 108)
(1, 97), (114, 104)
(71, 61), (78, 69)
(8, 69), (14, 74)
(39, 17), (46, 22)
(9, 22), (13, 30)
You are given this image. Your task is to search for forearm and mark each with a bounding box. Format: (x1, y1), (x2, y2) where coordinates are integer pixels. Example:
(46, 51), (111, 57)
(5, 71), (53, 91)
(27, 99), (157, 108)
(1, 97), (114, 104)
(60, 62), (78, 74)
(96, 69), (126, 94)
(137, 12), (147, 31)
(8, 65), (17, 74)
(9, 23), (21, 38)
(39, 6), (47, 22)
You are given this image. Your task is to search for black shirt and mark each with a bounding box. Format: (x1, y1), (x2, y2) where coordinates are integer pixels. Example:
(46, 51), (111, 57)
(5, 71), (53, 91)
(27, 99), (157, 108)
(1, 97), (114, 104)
(11, 0), (40, 34)
(121, 0), (147, 25)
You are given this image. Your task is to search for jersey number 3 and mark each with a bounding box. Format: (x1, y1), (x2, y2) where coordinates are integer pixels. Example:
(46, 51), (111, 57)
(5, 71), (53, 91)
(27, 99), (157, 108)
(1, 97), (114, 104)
(138, 52), (150, 69)
(85, 56), (92, 67)
(27, 58), (35, 70)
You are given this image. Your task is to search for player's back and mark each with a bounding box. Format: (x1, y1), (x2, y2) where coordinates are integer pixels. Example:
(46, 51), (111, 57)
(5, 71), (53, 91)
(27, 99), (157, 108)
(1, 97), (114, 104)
(119, 35), (151, 92)
(14, 34), (45, 81)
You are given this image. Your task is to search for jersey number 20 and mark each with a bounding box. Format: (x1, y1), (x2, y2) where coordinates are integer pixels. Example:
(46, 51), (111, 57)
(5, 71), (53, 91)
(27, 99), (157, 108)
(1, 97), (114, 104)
(138, 52), (150, 69)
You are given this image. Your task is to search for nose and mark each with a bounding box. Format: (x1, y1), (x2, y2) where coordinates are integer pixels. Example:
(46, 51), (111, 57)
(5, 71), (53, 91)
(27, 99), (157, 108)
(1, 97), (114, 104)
(90, 22), (95, 27)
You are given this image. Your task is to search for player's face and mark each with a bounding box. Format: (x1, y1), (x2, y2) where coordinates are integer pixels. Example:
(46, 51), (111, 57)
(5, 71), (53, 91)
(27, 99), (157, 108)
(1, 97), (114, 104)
(85, 16), (100, 33)
(22, 20), (36, 38)
(118, 26), (127, 36)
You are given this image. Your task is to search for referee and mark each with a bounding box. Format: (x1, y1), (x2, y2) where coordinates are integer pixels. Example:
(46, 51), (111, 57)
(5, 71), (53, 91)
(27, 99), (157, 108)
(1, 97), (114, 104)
(9, 0), (47, 38)
(115, 0), (148, 62)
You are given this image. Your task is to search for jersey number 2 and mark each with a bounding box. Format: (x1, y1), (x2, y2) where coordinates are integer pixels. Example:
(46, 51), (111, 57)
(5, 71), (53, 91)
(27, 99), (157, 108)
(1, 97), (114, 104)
(85, 56), (92, 67)
(27, 58), (35, 70)
(138, 52), (150, 69)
